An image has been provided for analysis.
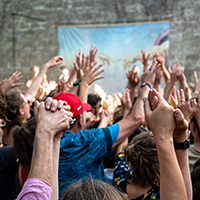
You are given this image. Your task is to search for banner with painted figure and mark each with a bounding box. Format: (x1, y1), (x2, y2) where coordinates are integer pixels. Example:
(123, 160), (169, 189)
(57, 21), (170, 95)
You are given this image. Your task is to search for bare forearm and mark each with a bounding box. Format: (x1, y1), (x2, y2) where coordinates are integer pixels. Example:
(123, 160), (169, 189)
(69, 85), (79, 95)
(164, 80), (176, 103)
(25, 65), (48, 102)
(154, 79), (161, 93)
(66, 67), (77, 85)
(50, 140), (60, 200)
(162, 65), (170, 84)
(115, 86), (148, 147)
(180, 80), (189, 91)
(127, 86), (149, 122)
(28, 127), (53, 185)
(79, 80), (89, 126)
(176, 149), (192, 200)
(156, 139), (187, 200)
(129, 86), (137, 103)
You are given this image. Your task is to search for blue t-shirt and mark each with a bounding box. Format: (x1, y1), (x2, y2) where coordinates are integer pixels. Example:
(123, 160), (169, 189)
(59, 123), (119, 198)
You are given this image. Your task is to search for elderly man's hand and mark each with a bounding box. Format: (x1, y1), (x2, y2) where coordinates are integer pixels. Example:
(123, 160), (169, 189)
(34, 97), (73, 139)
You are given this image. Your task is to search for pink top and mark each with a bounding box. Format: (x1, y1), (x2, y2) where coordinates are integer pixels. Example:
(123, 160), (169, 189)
(16, 178), (52, 200)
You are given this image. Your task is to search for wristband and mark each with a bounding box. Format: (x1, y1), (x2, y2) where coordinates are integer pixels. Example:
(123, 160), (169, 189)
(73, 80), (81, 86)
(174, 138), (190, 150)
(140, 82), (152, 89)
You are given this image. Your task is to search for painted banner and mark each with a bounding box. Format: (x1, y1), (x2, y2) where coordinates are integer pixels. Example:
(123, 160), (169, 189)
(58, 21), (170, 95)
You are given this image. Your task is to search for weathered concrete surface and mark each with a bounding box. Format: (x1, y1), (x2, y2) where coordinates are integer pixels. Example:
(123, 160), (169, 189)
(0, 0), (199, 92)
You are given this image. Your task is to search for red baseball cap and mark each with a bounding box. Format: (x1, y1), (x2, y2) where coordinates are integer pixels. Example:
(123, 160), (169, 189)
(53, 92), (92, 117)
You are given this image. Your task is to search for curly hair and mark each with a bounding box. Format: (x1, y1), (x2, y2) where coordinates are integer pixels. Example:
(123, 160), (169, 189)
(124, 131), (159, 188)
(0, 89), (25, 134)
(61, 177), (128, 200)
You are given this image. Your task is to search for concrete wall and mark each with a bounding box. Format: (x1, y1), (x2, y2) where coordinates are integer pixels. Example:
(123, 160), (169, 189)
(0, 0), (199, 92)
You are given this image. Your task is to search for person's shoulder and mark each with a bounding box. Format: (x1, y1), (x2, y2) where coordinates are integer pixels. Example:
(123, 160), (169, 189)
(82, 127), (110, 137)
(189, 144), (200, 154)
(0, 145), (14, 154)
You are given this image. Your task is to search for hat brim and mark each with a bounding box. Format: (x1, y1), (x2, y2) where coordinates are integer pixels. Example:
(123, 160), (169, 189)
(82, 103), (92, 111)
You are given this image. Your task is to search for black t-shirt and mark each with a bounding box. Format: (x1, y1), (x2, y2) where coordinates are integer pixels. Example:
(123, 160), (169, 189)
(0, 146), (20, 200)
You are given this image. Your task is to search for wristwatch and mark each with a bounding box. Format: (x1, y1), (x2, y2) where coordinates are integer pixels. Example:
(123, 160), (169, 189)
(174, 138), (190, 150)
(73, 80), (81, 86)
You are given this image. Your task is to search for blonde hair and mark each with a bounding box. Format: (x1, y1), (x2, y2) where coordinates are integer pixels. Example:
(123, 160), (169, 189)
(61, 177), (128, 200)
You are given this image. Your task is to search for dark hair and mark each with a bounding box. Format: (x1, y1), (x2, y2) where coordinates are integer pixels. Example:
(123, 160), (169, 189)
(103, 127), (145, 169)
(61, 177), (128, 200)
(0, 89), (25, 134)
(190, 97), (200, 137)
(124, 131), (159, 188)
(191, 158), (200, 200)
(13, 117), (36, 172)
(88, 94), (101, 108)
(113, 105), (123, 124)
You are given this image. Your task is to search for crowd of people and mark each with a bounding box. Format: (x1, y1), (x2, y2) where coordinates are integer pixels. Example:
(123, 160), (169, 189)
(0, 45), (200, 200)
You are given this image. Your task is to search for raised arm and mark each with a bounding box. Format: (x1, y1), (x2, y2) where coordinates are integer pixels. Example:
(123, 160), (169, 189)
(172, 87), (196, 123)
(16, 98), (73, 200)
(25, 56), (63, 103)
(0, 71), (23, 91)
(126, 66), (141, 102)
(173, 109), (192, 200)
(144, 89), (187, 200)
(175, 63), (189, 94)
(115, 88), (132, 155)
(153, 65), (163, 93)
(78, 54), (104, 126)
(155, 52), (170, 83)
(114, 63), (155, 147)
(163, 64), (178, 103)
(192, 71), (200, 98)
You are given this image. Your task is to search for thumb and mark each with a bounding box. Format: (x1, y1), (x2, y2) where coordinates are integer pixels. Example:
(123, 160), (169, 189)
(173, 108), (185, 125)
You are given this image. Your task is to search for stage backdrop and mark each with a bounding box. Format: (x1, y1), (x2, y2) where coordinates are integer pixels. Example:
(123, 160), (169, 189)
(57, 21), (170, 95)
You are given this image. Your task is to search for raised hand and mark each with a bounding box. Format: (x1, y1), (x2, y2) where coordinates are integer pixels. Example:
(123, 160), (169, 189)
(81, 55), (104, 86)
(85, 112), (97, 129)
(141, 60), (156, 86)
(168, 64), (178, 84)
(0, 71), (23, 91)
(172, 88), (196, 123)
(155, 52), (165, 69)
(174, 63), (186, 84)
(44, 56), (63, 69)
(120, 88), (132, 117)
(50, 79), (69, 98)
(173, 108), (188, 142)
(76, 49), (82, 67)
(141, 49), (150, 72)
(98, 109), (113, 128)
(34, 98), (73, 138)
(90, 45), (98, 67)
(193, 71), (200, 96)
(144, 89), (175, 141)
(126, 67), (141, 89)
